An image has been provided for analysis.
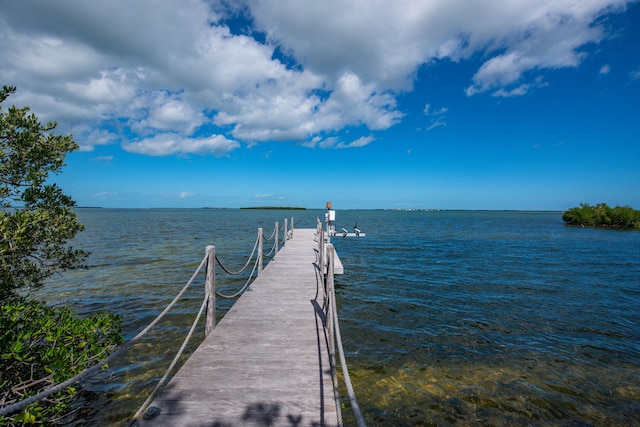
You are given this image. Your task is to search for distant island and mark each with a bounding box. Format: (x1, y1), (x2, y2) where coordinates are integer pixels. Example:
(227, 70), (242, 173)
(240, 206), (307, 210)
(562, 203), (640, 229)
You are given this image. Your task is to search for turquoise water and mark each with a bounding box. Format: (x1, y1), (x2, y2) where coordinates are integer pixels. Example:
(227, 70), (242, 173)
(37, 209), (640, 426)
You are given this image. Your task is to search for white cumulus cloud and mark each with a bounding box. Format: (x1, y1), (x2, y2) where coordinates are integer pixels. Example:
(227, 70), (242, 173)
(0, 0), (633, 153)
(123, 134), (240, 157)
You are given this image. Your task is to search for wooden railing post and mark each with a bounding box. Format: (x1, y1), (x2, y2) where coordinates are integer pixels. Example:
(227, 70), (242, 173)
(275, 221), (279, 254)
(318, 228), (325, 281)
(284, 218), (288, 241)
(290, 217), (294, 238)
(258, 228), (263, 275)
(326, 243), (335, 358)
(205, 245), (216, 337)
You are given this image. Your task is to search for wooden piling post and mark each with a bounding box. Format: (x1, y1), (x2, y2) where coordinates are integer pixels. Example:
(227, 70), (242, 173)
(318, 228), (325, 288)
(205, 245), (216, 337)
(258, 228), (263, 275)
(275, 221), (279, 254)
(290, 216), (294, 238)
(284, 218), (288, 241)
(326, 243), (335, 358)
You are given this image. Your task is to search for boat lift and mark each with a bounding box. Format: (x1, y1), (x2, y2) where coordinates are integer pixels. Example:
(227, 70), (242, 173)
(325, 202), (366, 238)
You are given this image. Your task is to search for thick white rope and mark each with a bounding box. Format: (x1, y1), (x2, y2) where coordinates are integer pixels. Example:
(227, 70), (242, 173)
(323, 236), (366, 427)
(322, 243), (343, 426)
(265, 236), (278, 257)
(129, 293), (208, 424)
(215, 255), (260, 299)
(215, 232), (260, 275)
(263, 224), (277, 241)
(330, 282), (366, 427)
(328, 291), (344, 427)
(0, 254), (208, 417)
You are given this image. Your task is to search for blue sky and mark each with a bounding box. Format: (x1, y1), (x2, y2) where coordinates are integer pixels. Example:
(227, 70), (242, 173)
(1, 0), (639, 210)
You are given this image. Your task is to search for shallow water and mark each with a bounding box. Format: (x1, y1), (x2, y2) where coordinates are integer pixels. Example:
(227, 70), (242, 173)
(36, 209), (640, 426)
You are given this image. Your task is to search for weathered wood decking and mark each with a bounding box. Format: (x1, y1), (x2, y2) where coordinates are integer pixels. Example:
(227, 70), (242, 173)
(137, 228), (341, 426)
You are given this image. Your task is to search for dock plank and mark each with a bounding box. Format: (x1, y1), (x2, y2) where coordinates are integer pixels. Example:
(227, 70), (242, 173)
(136, 228), (338, 427)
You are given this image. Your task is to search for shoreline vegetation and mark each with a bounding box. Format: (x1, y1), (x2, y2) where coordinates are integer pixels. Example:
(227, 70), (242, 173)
(562, 203), (640, 229)
(72, 207), (565, 212)
(1, 85), (123, 425)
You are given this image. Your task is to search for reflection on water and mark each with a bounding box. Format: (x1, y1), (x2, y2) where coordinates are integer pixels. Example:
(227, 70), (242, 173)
(36, 209), (640, 426)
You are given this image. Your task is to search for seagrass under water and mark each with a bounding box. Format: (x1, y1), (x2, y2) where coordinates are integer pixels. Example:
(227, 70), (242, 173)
(38, 209), (640, 426)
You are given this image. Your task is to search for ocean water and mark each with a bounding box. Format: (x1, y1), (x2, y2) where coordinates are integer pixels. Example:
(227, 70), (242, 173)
(35, 209), (640, 426)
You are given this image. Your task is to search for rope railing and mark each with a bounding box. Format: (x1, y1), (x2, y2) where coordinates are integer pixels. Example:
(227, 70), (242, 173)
(131, 218), (294, 422)
(264, 223), (278, 241)
(0, 251), (209, 418)
(129, 290), (209, 424)
(0, 218), (294, 423)
(318, 223), (367, 427)
(265, 229), (279, 257)
(215, 232), (261, 275)
(214, 253), (260, 299)
(203, 219), (291, 332)
(280, 218), (288, 246)
(2, 217), (366, 426)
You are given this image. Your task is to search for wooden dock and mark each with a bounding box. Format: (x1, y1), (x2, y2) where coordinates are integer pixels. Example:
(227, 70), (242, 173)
(136, 228), (341, 426)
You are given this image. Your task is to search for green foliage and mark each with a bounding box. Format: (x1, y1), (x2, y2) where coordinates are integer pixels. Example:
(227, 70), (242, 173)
(0, 87), (123, 425)
(1, 85), (87, 300)
(0, 298), (123, 425)
(562, 203), (640, 229)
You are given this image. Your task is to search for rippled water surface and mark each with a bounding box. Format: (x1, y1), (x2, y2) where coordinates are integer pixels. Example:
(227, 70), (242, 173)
(38, 209), (640, 426)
